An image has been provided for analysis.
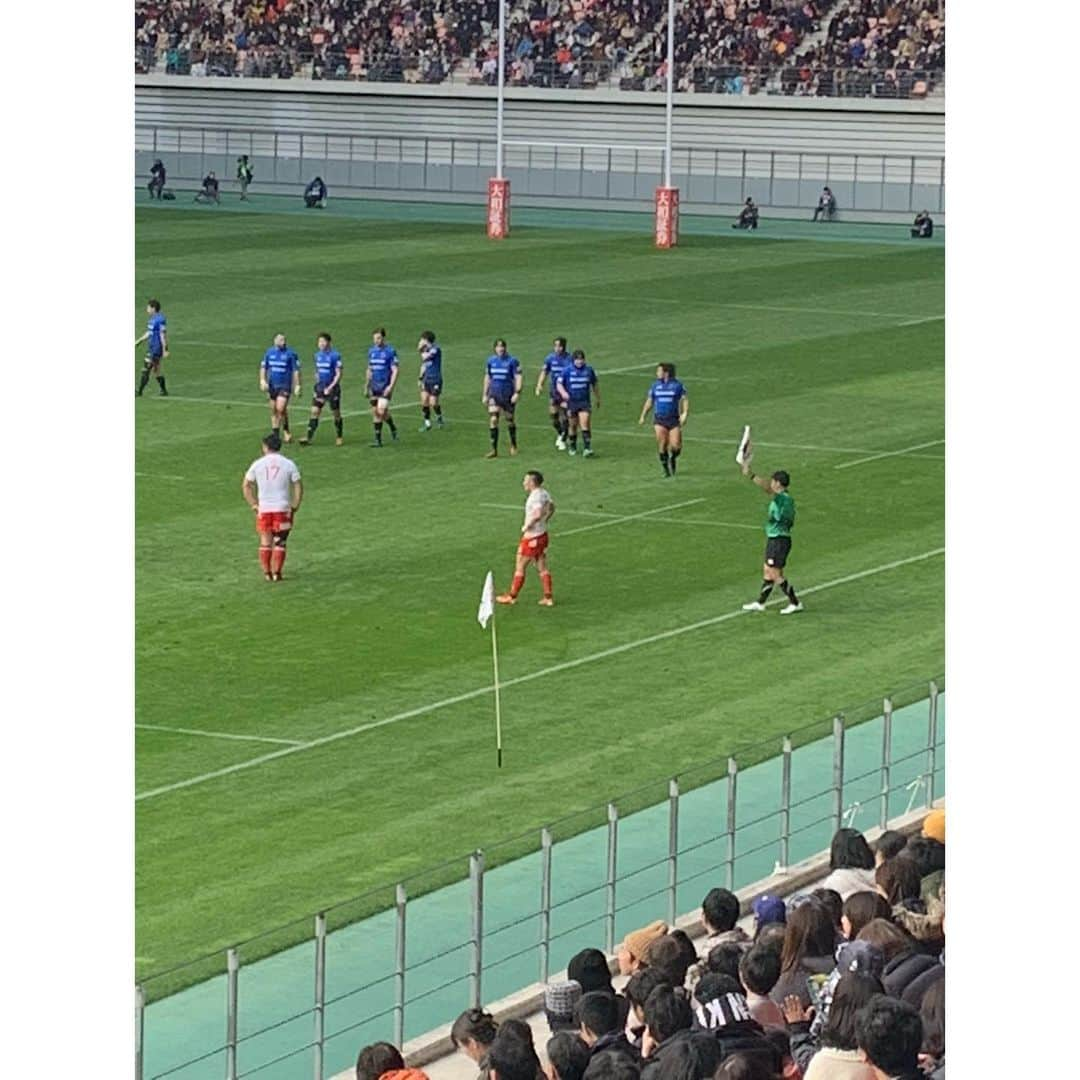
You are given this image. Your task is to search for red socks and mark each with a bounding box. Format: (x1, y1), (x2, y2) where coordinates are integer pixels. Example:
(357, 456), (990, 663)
(270, 547), (287, 575)
(540, 571), (553, 599)
(510, 572), (525, 598)
(259, 547), (272, 574)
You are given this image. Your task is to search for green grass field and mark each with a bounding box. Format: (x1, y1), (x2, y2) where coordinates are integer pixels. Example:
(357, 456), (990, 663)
(135, 201), (944, 989)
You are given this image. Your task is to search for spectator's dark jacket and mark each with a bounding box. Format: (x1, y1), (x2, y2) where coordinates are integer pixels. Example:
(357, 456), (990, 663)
(202, 175), (218, 192)
(641, 1029), (718, 1080)
(589, 1031), (640, 1065)
(712, 1023), (780, 1071)
(769, 954), (835, 1008)
(150, 163), (166, 182)
(882, 948), (941, 1006)
(305, 178), (327, 199)
(786, 1021), (815, 1074)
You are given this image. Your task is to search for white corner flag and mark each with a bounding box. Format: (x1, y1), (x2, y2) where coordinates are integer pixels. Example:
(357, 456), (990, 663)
(477, 571), (495, 629)
(477, 571), (503, 766)
(735, 424), (753, 466)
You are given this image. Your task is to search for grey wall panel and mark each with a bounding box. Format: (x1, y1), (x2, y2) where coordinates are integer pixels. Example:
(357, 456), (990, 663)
(136, 83), (943, 159)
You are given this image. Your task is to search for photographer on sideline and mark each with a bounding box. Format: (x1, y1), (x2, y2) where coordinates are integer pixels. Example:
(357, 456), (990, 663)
(911, 210), (934, 238)
(148, 159), (166, 200)
(194, 171), (221, 204)
(237, 155), (254, 201)
(732, 197), (759, 231)
(304, 176), (327, 208)
(812, 186), (837, 222)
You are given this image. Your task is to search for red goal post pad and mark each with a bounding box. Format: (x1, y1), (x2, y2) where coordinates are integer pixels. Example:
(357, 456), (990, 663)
(655, 186), (680, 248)
(487, 178), (510, 239)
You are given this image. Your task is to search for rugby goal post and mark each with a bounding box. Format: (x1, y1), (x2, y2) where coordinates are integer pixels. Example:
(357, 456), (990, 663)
(487, 0), (680, 247)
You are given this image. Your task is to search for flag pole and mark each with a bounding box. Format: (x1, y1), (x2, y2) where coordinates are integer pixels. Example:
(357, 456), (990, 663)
(491, 609), (503, 768)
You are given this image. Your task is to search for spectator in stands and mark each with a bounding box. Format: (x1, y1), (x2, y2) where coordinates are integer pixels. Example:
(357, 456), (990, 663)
(546, 1032), (591, 1080)
(693, 973), (780, 1071)
(578, 992), (640, 1063)
(901, 836), (944, 904)
(738, 946), (786, 1029)
(452, 1007), (500, 1065)
(752, 895), (786, 939)
(581, 1053), (640, 1080)
(811, 889), (843, 936)
(304, 176), (328, 208)
(194, 170), (220, 204)
(874, 858), (921, 907)
(669, 931), (700, 983)
(500, 1019), (542, 1055)
(812, 186), (837, 221)
(855, 921), (940, 1009)
(840, 894), (892, 944)
(917, 980), (944, 1079)
(355, 1041), (405, 1080)
(920, 809), (944, 846)
(872, 832), (907, 866)
(488, 1025), (544, 1080)
(625, 968), (670, 1049)
(732, 197), (759, 230)
(569, 949), (615, 996)
(805, 939), (885, 1046)
(704, 942), (747, 984)
(715, 1054), (782, 1080)
(819, 830), (876, 899)
(910, 211), (933, 239)
(787, 971), (882, 1079)
(854, 995), (924, 1080)
(547, 981), (584, 1034)
(701, 888), (750, 952)
(642, 934), (694, 987)
(770, 902), (837, 1009)
(641, 984), (718, 1080)
(618, 921), (668, 976)
(148, 158), (166, 199)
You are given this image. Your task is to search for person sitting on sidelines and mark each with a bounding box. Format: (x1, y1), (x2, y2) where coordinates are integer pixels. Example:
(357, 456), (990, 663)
(813, 186), (837, 222)
(911, 211), (933, 238)
(733, 198), (759, 230)
(148, 158), (166, 199)
(305, 176), (328, 208)
(194, 171), (220, 204)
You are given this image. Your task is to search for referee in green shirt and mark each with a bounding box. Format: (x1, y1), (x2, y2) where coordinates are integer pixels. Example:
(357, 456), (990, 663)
(740, 458), (803, 614)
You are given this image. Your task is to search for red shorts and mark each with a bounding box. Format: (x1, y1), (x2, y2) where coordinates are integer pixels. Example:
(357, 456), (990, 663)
(518, 532), (549, 559)
(256, 509), (293, 534)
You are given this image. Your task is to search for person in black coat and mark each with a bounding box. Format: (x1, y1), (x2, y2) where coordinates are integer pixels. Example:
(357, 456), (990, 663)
(855, 994), (926, 1080)
(194, 171), (220, 204)
(304, 176), (328, 208)
(691, 975), (781, 1073)
(578, 992), (640, 1065)
(812, 186), (837, 222)
(640, 985), (719, 1080)
(732, 198), (759, 230)
(911, 211), (933, 238)
(148, 159), (166, 199)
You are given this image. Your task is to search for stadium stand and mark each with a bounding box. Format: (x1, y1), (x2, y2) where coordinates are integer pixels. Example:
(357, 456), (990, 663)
(337, 809), (944, 1080)
(134, 0), (944, 98)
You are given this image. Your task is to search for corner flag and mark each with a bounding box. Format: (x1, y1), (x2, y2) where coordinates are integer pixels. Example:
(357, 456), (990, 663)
(477, 571), (503, 766)
(478, 571), (495, 629)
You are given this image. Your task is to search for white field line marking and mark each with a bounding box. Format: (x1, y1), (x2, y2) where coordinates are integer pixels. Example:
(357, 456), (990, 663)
(135, 471), (187, 481)
(897, 315), (945, 327)
(149, 394), (418, 417)
(559, 498), (705, 537)
(136, 723), (303, 746)
(479, 502), (758, 531)
(834, 439), (945, 470)
(135, 547), (944, 802)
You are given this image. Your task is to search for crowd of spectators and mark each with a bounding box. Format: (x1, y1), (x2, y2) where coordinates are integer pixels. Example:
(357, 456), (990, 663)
(351, 810), (945, 1080)
(134, 0), (944, 97)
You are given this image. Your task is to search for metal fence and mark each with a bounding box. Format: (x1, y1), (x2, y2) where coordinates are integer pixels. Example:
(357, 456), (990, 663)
(135, 125), (946, 216)
(136, 676), (945, 1080)
(135, 48), (944, 101)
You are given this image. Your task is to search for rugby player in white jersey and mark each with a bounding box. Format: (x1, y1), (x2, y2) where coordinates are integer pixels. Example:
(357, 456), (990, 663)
(496, 471), (556, 607)
(241, 431), (303, 581)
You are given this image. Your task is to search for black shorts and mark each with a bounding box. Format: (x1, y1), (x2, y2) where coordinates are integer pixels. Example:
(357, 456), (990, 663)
(268, 386), (291, 402)
(314, 383), (341, 410)
(145, 350), (163, 366)
(422, 380), (442, 396)
(765, 536), (792, 569)
(654, 416), (680, 430)
(369, 390), (392, 407)
(489, 394), (515, 414)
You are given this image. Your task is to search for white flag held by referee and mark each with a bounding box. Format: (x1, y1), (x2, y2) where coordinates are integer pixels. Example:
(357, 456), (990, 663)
(477, 571), (495, 629)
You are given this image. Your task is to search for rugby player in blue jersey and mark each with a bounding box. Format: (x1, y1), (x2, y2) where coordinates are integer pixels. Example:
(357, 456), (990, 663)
(366, 327), (401, 448)
(638, 363), (689, 477)
(557, 349), (601, 457)
(482, 338), (523, 458)
(135, 299), (169, 397)
(534, 336), (571, 450)
(299, 332), (343, 446)
(259, 333), (301, 443)
(417, 330), (445, 432)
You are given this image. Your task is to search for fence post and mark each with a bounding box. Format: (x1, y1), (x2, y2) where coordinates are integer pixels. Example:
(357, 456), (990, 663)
(880, 698), (893, 830)
(779, 737), (792, 872)
(768, 151), (775, 206)
(927, 681), (939, 806)
(469, 851), (484, 1008)
(726, 758), (738, 890)
(832, 715), (846, 834)
(225, 948), (239, 1080)
(135, 985), (145, 1080)
(605, 804), (619, 954)
(740, 150), (747, 201)
(908, 156), (916, 213)
(394, 885), (407, 1048)
(540, 827), (553, 983)
(667, 779), (680, 924)
(606, 147), (612, 200)
(313, 913), (326, 1080)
